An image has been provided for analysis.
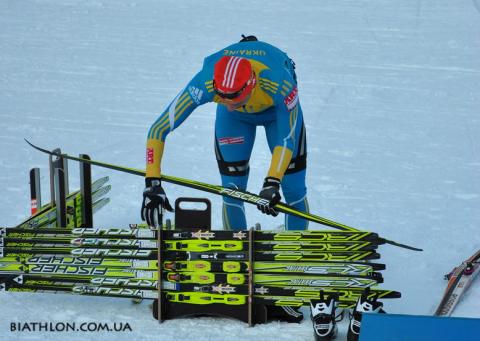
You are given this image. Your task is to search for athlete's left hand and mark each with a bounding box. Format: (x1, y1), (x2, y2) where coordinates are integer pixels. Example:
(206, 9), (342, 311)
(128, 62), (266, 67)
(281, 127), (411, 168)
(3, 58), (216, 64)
(257, 177), (281, 216)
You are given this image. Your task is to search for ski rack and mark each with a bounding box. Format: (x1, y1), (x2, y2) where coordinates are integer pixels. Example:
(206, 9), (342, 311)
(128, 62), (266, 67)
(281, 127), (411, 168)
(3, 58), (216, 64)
(27, 147), (100, 228)
(153, 197), (268, 326)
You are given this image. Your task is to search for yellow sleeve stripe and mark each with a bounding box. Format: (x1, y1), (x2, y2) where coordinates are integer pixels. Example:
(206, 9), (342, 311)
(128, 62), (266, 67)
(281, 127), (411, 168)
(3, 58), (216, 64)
(176, 100), (194, 119)
(279, 80), (294, 97)
(205, 80), (214, 93)
(259, 79), (278, 88)
(148, 113), (170, 139)
(259, 82), (278, 94)
(259, 78), (279, 88)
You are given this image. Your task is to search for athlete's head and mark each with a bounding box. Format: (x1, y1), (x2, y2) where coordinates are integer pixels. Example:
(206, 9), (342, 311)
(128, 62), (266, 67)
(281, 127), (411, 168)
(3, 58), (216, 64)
(213, 56), (256, 108)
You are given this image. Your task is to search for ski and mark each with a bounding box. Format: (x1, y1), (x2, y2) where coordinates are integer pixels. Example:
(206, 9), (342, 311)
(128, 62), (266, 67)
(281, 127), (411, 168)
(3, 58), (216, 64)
(0, 255), (385, 274)
(0, 227), (157, 238)
(1, 227), (387, 245)
(0, 238), (157, 249)
(0, 247), (156, 259)
(434, 249), (480, 316)
(0, 263), (381, 287)
(0, 236), (376, 253)
(1, 278), (357, 307)
(0, 277), (157, 299)
(164, 250), (380, 262)
(164, 291), (356, 308)
(0, 239), (376, 255)
(91, 185), (112, 203)
(0, 273), (387, 300)
(167, 229), (381, 243)
(165, 239), (376, 252)
(1, 247), (378, 261)
(0, 273), (399, 300)
(92, 197), (111, 215)
(0, 264), (158, 279)
(164, 271), (381, 287)
(163, 259), (385, 273)
(0, 230), (381, 260)
(162, 283), (400, 301)
(0, 275), (390, 308)
(0, 247), (378, 262)
(0, 227), (379, 241)
(25, 140), (422, 252)
(0, 259), (382, 282)
(0, 255), (158, 270)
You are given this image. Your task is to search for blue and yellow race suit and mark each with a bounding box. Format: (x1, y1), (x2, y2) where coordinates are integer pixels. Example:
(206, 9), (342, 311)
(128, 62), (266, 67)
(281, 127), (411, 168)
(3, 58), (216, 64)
(146, 40), (308, 230)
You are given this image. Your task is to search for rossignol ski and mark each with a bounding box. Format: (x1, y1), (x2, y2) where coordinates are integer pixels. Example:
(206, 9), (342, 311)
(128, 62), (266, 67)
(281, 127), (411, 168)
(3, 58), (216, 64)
(434, 249), (480, 316)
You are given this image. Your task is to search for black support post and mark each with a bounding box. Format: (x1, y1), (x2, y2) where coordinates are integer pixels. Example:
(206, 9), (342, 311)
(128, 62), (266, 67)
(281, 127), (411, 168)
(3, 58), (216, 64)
(29, 168), (41, 215)
(79, 154), (93, 227)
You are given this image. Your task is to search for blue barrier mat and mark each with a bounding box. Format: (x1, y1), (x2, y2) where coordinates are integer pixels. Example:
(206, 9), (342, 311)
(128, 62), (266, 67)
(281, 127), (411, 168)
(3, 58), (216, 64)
(359, 313), (480, 341)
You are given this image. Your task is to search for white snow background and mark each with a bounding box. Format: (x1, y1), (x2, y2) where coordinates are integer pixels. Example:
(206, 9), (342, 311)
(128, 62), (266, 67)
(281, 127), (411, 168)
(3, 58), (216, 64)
(0, 0), (479, 340)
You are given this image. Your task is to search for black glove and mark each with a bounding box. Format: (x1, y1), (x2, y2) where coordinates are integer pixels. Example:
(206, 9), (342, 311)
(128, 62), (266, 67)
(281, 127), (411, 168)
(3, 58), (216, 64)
(257, 177), (281, 216)
(141, 177), (173, 227)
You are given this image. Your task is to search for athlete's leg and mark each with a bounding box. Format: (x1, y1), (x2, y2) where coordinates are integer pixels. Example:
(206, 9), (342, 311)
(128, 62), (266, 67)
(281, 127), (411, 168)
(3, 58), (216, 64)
(264, 104), (308, 230)
(215, 106), (256, 230)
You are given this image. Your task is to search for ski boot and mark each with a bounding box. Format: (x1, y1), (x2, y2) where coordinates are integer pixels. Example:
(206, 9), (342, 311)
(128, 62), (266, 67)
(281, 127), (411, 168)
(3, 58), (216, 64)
(310, 291), (339, 340)
(347, 288), (384, 341)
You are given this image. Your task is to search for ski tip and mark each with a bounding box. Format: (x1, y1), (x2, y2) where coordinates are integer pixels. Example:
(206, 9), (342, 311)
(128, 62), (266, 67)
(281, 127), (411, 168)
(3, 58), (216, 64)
(382, 238), (423, 252)
(25, 139), (68, 160)
(24, 138), (42, 150)
(24, 138), (34, 148)
(24, 139), (52, 155)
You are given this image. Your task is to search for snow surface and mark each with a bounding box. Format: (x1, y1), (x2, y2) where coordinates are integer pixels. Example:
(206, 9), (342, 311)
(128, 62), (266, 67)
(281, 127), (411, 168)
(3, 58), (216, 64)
(1, 0), (479, 340)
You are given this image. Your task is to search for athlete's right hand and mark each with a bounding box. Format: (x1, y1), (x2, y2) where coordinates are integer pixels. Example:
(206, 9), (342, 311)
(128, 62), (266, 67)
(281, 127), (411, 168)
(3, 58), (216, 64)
(141, 177), (173, 227)
(257, 177), (281, 216)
